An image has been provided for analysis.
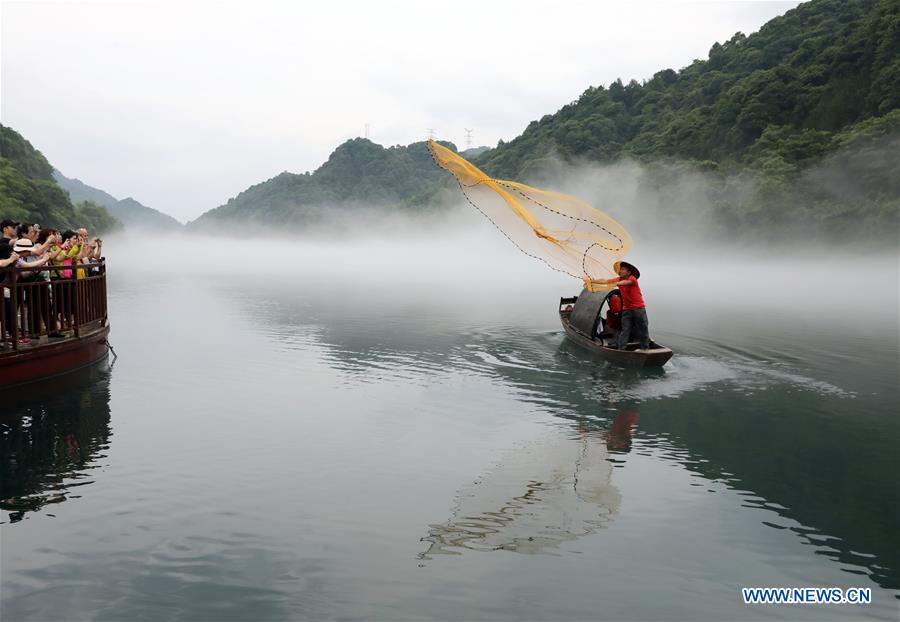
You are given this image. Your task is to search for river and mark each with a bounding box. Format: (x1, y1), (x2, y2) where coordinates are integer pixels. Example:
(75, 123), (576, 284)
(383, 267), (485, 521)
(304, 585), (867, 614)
(2, 232), (898, 621)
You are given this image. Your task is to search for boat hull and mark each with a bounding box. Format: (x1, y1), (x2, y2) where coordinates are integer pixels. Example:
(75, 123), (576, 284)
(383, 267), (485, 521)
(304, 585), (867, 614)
(0, 325), (110, 388)
(560, 314), (673, 368)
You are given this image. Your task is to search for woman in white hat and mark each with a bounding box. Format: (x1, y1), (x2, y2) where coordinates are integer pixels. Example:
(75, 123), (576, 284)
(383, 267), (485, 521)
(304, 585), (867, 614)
(12, 239), (51, 276)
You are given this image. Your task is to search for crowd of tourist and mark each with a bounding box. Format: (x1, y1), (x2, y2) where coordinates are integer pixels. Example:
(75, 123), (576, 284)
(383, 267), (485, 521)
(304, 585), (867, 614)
(1, 219), (105, 345)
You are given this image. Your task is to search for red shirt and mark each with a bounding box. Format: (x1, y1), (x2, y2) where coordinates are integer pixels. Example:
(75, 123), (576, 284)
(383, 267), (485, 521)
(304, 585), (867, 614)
(619, 276), (645, 310)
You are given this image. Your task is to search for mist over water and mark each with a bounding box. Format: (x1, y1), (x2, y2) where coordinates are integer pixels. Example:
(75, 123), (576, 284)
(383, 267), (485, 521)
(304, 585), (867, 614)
(113, 211), (899, 317)
(108, 221), (899, 432)
(3, 212), (898, 620)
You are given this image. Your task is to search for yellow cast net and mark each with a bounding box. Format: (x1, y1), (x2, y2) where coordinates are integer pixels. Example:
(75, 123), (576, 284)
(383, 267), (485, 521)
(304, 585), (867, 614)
(428, 141), (632, 292)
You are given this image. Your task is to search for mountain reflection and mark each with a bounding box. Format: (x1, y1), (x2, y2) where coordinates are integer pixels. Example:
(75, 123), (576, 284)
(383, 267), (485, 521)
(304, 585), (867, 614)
(0, 363), (112, 523)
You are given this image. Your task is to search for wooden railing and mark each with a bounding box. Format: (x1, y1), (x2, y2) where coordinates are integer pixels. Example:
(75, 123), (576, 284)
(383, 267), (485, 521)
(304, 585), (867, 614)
(1, 259), (107, 351)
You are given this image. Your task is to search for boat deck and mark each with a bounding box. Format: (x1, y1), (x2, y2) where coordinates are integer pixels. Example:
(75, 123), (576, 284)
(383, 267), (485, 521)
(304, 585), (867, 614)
(1, 261), (110, 387)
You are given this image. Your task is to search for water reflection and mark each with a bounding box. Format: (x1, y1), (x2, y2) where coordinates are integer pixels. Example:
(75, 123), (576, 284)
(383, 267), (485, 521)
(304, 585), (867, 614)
(0, 362), (112, 524)
(223, 284), (898, 593)
(475, 335), (898, 592)
(503, 343), (898, 593)
(421, 411), (638, 558)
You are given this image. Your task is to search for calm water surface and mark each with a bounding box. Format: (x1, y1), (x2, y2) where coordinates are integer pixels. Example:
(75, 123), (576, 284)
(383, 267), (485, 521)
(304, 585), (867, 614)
(2, 252), (898, 621)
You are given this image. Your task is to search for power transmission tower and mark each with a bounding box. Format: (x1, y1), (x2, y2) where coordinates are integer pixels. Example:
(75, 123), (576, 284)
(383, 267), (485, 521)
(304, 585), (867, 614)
(426, 128), (437, 141)
(464, 128), (473, 150)
(364, 123), (370, 139)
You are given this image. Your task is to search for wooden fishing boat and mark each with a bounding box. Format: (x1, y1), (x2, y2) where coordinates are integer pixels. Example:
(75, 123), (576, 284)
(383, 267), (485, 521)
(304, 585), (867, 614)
(1, 260), (110, 388)
(559, 288), (673, 368)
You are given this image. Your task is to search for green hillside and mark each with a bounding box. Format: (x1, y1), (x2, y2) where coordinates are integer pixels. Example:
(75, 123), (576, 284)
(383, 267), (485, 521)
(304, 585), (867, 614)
(0, 125), (121, 234)
(478, 0), (898, 173)
(471, 0), (899, 240)
(188, 139), (452, 231)
(53, 171), (183, 231)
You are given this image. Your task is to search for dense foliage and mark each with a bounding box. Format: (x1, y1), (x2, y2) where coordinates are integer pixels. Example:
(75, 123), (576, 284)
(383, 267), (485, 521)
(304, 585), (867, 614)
(74, 200), (122, 234)
(478, 0), (898, 172)
(53, 171), (183, 231)
(472, 0), (899, 241)
(189, 139), (452, 231)
(0, 125), (121, 234)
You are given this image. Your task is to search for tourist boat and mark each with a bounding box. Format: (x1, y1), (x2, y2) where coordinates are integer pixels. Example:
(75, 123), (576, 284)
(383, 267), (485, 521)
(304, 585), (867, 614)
(1, 260), (110, 388)
(559, 288), (673, 367)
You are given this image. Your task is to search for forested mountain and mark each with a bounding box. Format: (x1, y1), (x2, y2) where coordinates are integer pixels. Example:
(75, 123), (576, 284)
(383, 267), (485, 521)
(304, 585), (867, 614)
(188, 139), (452, 231)
(461, 146), (491, 158)
(0, 125), (121, 233)
(191, 0), (898, 240)
(472, 0), (899, 240)
(478, 0), (897, 174)
(53, 171), (183, 231)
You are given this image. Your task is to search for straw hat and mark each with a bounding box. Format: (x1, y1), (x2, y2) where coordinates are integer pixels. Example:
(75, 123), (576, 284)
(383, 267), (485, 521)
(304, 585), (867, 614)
(613, 260), (640, 279)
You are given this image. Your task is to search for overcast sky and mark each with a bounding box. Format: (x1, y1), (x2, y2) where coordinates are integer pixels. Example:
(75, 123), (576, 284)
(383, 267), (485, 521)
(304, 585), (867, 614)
(2, 0), (801, 221)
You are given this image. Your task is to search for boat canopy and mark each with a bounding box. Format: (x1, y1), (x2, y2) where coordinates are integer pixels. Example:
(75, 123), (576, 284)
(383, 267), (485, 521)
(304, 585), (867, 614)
(569, 288), (609, 337)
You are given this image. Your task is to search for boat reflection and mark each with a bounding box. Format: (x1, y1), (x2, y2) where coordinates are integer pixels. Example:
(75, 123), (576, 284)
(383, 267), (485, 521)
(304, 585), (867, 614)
(222, 285), (898, 592)
(0, 362), (112, 523)
(420, 411), (637, 558)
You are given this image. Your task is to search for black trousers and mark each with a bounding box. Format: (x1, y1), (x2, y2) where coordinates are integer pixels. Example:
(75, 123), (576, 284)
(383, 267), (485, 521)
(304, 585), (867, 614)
(51, 279), (71, 329)
(618, 308), (650, 349)
(2, 293), (11, 339)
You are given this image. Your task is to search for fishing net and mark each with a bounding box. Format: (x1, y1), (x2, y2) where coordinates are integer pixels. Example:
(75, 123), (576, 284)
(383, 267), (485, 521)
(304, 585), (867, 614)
(428, 141), (632, 292)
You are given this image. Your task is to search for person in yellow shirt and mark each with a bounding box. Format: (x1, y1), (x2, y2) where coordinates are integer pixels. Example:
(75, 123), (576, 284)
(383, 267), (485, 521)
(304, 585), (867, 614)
(65, 234), (86, 280)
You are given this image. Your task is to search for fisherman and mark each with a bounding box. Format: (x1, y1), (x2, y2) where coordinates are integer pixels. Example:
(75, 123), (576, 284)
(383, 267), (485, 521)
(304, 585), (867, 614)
(594, 261), (649, 351)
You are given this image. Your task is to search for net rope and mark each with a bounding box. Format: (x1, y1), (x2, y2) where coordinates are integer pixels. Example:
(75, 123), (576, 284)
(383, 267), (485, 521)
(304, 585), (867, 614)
(428, 141), (633, 292)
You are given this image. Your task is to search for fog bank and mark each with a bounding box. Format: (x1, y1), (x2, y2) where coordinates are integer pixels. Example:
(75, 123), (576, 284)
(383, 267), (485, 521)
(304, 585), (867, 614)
(102, 222), (899, 332)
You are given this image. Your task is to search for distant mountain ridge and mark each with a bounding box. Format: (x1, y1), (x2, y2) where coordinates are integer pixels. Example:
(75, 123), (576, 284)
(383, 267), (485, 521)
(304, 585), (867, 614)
(53, 171), (183, 231)
(461, 146), (491, 158)
(188, 139), (453, 232)
(0, 125), (120, 233)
